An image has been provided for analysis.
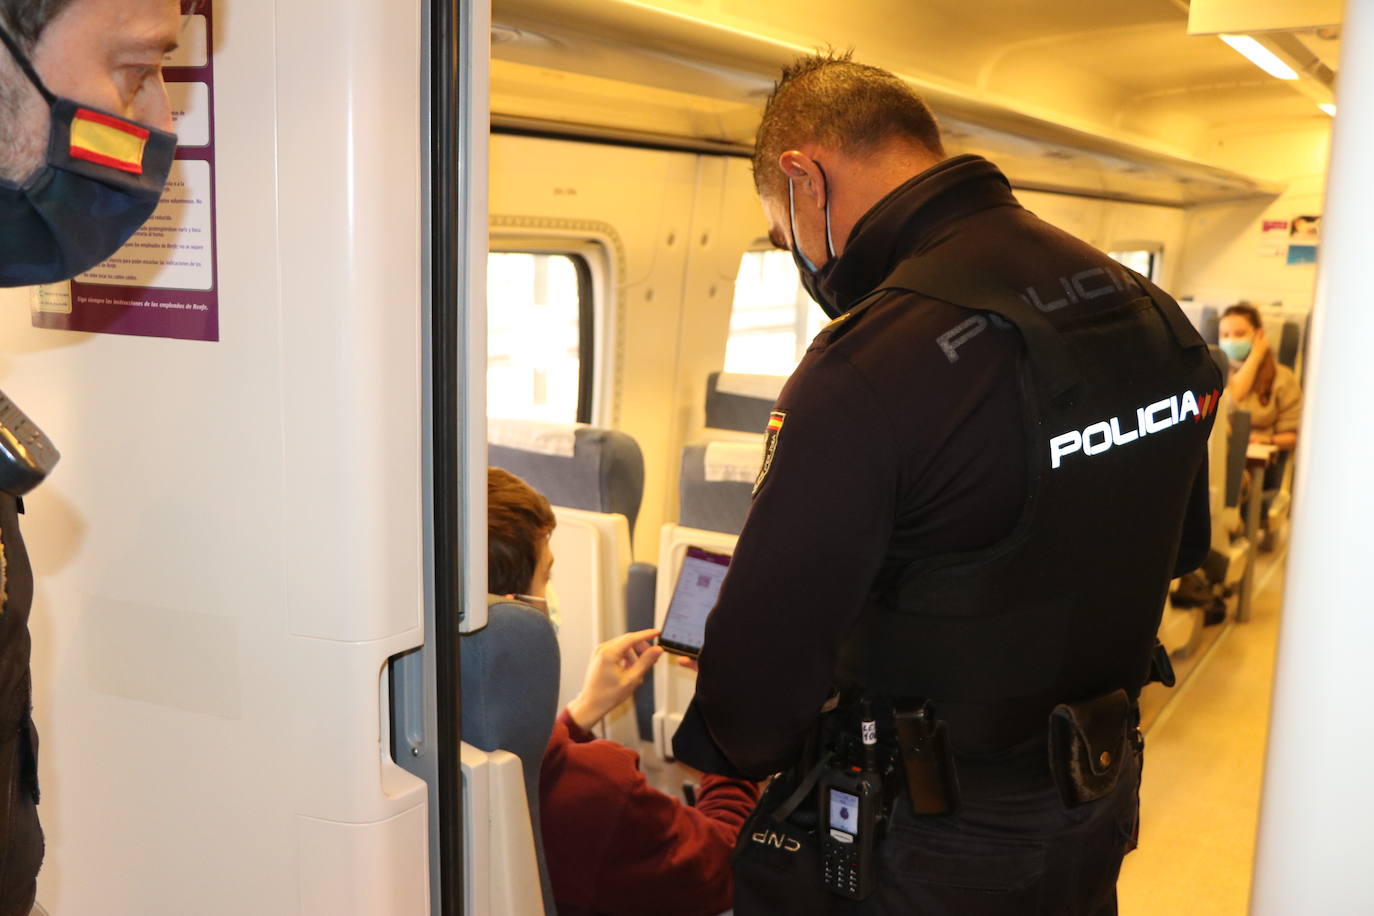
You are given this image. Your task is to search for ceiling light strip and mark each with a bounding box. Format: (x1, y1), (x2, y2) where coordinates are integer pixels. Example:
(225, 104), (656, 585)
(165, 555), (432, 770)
(1220, 35), (1299, 80)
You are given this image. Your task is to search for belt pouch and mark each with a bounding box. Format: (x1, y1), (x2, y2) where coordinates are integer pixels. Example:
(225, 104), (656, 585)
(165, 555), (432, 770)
(731, 756), (830, 916)
(893, 701), (960, 815)
(1047, 688), (1130, 808)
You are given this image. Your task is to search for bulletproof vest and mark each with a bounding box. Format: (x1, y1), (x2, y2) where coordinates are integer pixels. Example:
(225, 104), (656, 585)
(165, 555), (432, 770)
(837, 208), (1222, 754)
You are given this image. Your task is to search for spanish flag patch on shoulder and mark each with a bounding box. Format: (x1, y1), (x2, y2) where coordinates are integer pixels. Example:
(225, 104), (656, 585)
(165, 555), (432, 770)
(753, 410), (786, 497)
(69, 108), (150, 175)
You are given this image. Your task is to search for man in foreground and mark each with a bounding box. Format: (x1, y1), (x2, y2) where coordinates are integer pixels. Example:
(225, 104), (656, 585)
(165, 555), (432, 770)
(0, 1), (181, 910)
(674, 52), (1218, 914)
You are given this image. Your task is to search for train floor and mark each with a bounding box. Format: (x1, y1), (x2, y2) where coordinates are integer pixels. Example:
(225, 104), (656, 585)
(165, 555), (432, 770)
(1118, 546), (1288, 915)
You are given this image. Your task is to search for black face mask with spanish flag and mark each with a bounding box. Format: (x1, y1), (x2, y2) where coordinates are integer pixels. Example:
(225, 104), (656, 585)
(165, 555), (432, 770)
(0, 22), (176, 288)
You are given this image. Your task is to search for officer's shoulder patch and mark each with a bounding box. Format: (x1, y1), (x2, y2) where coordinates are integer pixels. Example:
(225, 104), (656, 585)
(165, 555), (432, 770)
(752, 410), (786, 497)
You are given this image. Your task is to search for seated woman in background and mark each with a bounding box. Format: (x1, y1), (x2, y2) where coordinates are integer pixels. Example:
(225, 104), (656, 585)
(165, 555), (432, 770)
(1219, 303), (1302, 549)
(488, 467), (760, 916)
(1218, 302), (1301, 453)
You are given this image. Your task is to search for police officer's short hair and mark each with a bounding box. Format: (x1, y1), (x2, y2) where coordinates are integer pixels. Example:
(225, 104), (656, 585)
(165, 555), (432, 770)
(0, 0), (205, 49)
(753, 50), (945, 199)
(0, 0), (76, 49)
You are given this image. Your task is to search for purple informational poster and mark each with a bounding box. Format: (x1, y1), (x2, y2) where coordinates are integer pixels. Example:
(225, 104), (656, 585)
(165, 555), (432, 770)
(30, 0), (219, 342)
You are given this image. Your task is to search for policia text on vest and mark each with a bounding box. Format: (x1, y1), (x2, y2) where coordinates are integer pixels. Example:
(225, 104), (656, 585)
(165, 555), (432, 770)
(1050, 387), (1221, 470)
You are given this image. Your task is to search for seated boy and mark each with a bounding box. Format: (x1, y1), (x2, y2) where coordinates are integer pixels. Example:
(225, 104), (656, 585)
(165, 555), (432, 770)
(488, 468), (760, 916)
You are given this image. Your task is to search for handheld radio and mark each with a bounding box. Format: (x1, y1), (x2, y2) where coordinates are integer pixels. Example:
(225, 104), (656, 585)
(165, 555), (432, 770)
(0, 390), (57, 497)
(817, 703), (886, 900)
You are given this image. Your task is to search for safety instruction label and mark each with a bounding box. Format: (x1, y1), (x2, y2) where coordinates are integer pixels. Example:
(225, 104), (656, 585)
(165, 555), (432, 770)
(31, 0), (219, 341)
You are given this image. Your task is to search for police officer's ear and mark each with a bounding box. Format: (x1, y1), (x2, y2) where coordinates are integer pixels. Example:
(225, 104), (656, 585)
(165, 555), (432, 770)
(778, 150), (828, 210)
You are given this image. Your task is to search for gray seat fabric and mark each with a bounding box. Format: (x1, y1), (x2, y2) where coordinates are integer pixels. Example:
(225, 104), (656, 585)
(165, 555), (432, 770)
(462, 597), (561, 916)
(1225, 410), (1252, 509)
(626, 562), (659, 741)
(679, 443), (753, 536)
(1208, 345), (1229, 388)
(1199, 306), (1219, 345)
(1278, 319), (1301, 370)
(490, 426), (646, 534)
(705, 371), (776, 434)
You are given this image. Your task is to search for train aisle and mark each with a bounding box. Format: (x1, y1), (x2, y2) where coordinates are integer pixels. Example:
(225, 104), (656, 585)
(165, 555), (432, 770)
(1118, 550), (1288, 915)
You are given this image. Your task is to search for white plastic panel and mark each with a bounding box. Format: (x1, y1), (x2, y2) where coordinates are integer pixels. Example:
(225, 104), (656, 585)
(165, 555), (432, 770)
(461, 743), (545, 916)
(651, 524), (739, 761)
(0, 0), (430, 911)
(298, 803), (429, 915)
(1251, 1), (1374, 909)
(549, 506), (637, 746)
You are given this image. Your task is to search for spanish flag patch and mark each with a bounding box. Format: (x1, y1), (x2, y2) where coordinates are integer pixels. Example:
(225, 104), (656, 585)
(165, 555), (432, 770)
(69, 108), (149, 175)
(753, 410), (786, 497)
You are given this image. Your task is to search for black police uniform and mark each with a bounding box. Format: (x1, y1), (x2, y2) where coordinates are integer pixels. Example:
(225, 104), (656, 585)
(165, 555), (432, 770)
(673, 155), (1219, 914)
(0, 492), (41, 916)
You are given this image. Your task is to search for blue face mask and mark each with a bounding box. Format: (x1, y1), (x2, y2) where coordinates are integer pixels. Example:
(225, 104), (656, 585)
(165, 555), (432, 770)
(1220, 338), (1252, 363)
(787, 162), (843, 318)
(0, 23), (177, 288)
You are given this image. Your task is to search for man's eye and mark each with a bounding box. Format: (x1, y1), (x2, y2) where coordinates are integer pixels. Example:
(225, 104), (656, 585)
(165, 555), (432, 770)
(117, 66), (160, 104)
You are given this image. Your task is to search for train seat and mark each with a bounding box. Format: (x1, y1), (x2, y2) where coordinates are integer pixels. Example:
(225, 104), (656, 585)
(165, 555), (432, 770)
(678, 438), (764, 536)
(1161, 372), (1251, 657)
(461, 596), (561, 916)
(489, 418), (646, 535)
(548, 505), (641, 747)
(1178, 301), (1218, 344)
(490, 418), (654, 745)
(705, 371), (785, 433)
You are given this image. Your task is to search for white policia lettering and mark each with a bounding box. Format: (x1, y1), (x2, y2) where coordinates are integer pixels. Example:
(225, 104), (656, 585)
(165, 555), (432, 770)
(1050, 389), (1203, 469)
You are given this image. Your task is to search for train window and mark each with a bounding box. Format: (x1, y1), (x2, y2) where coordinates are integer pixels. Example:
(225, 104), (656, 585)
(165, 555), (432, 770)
(1108, 248), (1159, 282)
(724, 249), (827, 376)
(487, 251), (595, 424)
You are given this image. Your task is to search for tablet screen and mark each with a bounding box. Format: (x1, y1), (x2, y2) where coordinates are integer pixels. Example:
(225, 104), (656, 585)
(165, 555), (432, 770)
(660, 546), (731, 653)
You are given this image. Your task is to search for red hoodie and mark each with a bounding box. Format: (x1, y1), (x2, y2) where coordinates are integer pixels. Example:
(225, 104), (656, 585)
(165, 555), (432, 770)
(539, 710), (760, 915)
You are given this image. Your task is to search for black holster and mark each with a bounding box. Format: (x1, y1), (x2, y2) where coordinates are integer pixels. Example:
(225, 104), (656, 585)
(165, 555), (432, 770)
(1047, 688), (1133, 808)
(893, 700), (960, 816)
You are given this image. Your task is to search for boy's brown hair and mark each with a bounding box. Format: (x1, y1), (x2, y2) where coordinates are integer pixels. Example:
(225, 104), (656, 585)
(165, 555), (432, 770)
(488, 467), (555, 595)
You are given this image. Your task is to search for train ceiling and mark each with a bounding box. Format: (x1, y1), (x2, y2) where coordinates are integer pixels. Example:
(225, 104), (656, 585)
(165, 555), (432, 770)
(490, 0), (1342, 206)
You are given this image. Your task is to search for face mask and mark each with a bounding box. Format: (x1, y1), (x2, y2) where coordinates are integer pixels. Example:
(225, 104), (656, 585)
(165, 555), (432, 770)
(0, 23), (177, 287)
(788, 162), (843, 319)
(515, 582), (561, 633)
(1220, 338), (1252, 363)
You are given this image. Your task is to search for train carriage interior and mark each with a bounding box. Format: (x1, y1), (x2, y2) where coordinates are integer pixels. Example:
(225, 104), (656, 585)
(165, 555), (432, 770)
(480, 1), (1333, 913)
(0, 0), (1364, 913)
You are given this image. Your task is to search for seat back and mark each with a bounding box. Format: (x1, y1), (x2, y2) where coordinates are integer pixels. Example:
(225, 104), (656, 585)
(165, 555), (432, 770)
(678, 438), (764, 536)
(489, 418), (646, 535)
(1277, 319), (1302, 370)
(461, 598), (561, 915)
(650, 525), (740, 762)
(1208, 344), (1229, 385)
(1199, 306), (1220, 345)
(547, 506), (639, 747)
(1178, 301), (1216, 341)
(705, 371), (785, 433)
(1225, 408), (1252, 509)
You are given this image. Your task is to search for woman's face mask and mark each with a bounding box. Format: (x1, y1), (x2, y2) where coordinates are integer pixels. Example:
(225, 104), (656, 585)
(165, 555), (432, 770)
(0, 23), (177, 288)
(1219, 337), (1252, 363)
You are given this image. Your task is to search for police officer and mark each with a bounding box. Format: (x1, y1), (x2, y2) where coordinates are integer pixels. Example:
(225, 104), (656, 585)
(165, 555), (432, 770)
(0, 1), (180, 910)
(673, 52), (1218, 914)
